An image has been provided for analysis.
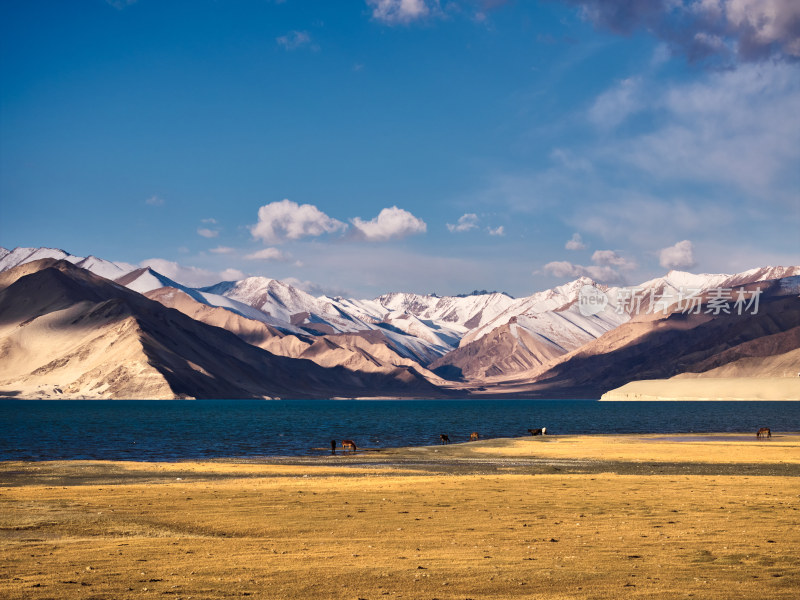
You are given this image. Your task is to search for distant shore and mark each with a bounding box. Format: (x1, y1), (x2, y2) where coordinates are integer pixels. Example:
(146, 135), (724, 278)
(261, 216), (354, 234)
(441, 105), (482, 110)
(601, 376), (800, 401)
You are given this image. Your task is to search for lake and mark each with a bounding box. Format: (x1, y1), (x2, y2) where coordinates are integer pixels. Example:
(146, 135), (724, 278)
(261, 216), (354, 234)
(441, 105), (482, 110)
(2, 399), (799, 461)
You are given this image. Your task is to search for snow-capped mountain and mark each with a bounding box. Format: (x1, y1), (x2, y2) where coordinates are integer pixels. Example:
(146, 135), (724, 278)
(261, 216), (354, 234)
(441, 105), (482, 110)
(3, 246), (798, 383)
(0, 247), (137, 280)
(199, 277), (463, 361)
(118, 268), (292, 329)
(201, 277), (369, 332)
(429, 267), (800, 381)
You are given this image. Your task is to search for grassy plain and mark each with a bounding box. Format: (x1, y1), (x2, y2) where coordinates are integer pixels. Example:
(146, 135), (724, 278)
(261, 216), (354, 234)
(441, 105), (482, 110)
(2, 434), (799, 599)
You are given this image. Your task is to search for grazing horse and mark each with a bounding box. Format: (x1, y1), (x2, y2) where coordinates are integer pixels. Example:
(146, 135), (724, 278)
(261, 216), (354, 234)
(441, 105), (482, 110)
(470, 432), (479, 441)
(341, 440), (357, 454)
(756, 427), (771, 439)
(528, 428), (547, 436)
(440, 434), (450, 445)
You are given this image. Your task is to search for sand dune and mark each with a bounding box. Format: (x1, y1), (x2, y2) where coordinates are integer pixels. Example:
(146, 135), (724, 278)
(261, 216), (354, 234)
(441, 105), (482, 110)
(600, 377), (800, 401)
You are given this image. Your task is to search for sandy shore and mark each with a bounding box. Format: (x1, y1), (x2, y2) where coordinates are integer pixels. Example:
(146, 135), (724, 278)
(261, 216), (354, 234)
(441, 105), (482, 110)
(2, 433), (799, 599)
(600, 377), (800, 401)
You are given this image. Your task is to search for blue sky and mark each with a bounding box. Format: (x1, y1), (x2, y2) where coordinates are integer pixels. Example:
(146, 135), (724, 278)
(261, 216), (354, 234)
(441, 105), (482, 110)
(1, 0), (798, 297)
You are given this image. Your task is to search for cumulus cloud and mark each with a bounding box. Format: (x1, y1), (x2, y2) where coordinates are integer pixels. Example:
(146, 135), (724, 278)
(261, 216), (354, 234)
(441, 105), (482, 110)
(659, 240), (697, 270)
(591, 249), (637, 270)
(367, 0), (438, 25)
(488, 225), (505, 236)
(141, 258), (242, 287)
(447, 213), (479, 233)
(543, 248), (636, 284)
(565, 0), (800, 62)
(565, 233), (587, 250)
(209, 246), (235, 254)
(251, 199), (346, 244)
(197, 228), (219, 238)
(244, 248), (292, 262)
(201, 218), (217, 224)
(543, 261), (628, 284)
(350, 206), (427, 241)
(145, 195), (164, 206)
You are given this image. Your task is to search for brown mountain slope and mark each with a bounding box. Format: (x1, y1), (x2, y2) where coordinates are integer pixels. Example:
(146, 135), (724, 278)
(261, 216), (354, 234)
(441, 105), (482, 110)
(0, 260), (449, 399)
(145, 287), (444, 382)
(144, 287), (314, 357)
(429, 318), (567, 381)
(469, 278), (800, 398)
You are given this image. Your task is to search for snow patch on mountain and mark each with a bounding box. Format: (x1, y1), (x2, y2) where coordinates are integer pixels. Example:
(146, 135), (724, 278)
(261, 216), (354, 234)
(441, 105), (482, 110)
(0, 247), (136, 281)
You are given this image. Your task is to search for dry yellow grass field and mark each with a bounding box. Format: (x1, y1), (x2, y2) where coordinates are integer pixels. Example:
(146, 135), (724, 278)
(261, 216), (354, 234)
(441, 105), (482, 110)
(474, 432), (800, 464)
(2, 434), (799, 599)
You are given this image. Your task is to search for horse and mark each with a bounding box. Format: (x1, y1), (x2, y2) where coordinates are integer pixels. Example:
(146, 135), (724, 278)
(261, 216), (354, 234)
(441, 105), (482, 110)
(470, 432), (479, 441)
(528, 427), (546, 436)
(341, 440), (357, 454)
(756, 427), (771, 439)
(440, 434), (450, 445)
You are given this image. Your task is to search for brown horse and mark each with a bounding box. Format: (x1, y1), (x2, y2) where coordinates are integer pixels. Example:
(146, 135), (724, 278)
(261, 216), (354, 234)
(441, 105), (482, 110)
(341, 440), (357, 454)
(756, 427), (771, 439)
(528, 428), (546, 436)
(470, 432), (479, 441)
(440, 434), (450, 445)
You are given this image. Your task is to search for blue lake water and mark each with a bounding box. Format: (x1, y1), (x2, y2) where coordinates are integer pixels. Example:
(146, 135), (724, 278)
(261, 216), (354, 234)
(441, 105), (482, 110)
(1, 399), (799, 461)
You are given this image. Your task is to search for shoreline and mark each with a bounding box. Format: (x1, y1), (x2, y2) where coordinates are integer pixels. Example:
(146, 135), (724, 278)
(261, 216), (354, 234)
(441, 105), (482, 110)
(600, 377), (800, 401)
(3, 432), (800, 482)
(3, 432), (799, 600)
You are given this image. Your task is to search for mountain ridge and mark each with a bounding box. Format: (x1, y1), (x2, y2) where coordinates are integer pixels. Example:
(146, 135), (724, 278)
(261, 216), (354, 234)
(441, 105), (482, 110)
(1, 246), (798, 400)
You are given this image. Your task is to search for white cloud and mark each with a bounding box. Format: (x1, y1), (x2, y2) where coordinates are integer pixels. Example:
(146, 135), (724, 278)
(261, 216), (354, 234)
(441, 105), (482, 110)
(571, 193), (734, 247)
(201, 218), (217, 224)
(565, 233), (586, 250)
(367, 0), (437, 24)
(197, 228), (219, 238)
(568, 0), (800, 61)
(591, 249), (636, 270)
(543, 249), (635, 284)
(251, 199), (346, 244)
(276, 30), (312, 50)
(659, 240), (697, 270)
(219, 268), (246, 281)
(488, 225), (505, 236)
(623, 61), (800, 200)
(244, 248), (292, 262)
(145, 195), (164, 206)
(712, 0), (800, 59)
(447, 213), (479, 233)
(209, 246), (235, 254)
(542, 260), (628, 284)
(350, 206), (427, 242)
(588, 77), (643, 129)
(140, 259), (240, 287)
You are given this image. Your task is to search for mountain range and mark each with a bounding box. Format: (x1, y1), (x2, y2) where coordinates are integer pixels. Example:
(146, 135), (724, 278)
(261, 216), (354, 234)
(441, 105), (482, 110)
(1, 246), (798, 400)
